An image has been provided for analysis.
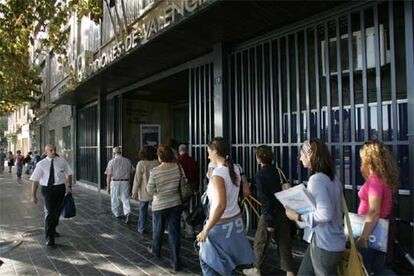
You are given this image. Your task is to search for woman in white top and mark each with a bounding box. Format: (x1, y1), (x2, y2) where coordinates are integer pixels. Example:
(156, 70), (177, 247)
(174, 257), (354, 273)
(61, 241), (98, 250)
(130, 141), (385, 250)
(197, 137), (255, 275)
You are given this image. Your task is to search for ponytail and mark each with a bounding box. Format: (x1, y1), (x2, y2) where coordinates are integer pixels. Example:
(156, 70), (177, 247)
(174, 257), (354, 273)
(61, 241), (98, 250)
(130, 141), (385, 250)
(208, 137), (238, 186)
(225, 156), (238, 186)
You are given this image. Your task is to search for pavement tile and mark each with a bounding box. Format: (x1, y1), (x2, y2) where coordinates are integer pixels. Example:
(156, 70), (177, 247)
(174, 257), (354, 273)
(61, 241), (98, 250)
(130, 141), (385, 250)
(1, 172), (301, 276)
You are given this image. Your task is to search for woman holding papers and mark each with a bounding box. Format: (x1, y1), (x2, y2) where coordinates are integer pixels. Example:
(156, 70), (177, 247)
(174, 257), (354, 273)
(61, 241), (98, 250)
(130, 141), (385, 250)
(284, 139), (345, 276)
(357, 140), (399, 274)
(197, 137), (255, 275)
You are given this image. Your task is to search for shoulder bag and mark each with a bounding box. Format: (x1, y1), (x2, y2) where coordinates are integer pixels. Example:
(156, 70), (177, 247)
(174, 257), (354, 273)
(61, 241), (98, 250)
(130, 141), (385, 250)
(177, 164), (193, 206)
(276, 166), (291, 190)
(337, 192), (368, 276)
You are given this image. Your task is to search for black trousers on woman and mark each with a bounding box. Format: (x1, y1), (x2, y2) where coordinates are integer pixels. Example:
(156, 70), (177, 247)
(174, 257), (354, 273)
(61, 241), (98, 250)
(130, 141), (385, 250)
(41, 184), (65, 243)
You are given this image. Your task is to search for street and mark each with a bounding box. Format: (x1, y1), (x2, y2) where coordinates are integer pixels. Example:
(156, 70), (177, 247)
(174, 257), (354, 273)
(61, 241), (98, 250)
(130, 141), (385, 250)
(0, 172), (294, 275)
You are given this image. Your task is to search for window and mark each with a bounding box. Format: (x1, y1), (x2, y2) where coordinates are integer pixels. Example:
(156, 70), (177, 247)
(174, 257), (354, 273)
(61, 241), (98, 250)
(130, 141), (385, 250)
(227, 1), (411, 195)
(62, 126), (71, 150)
(49, 129), (55, 145)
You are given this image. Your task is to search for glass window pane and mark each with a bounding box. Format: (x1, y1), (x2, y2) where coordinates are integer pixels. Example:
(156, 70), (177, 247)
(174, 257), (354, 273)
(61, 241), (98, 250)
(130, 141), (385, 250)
(291, 146), (298, 182)
(344, 146), (352, 185)
(355, 145), (365, 186)
(397, 145), (409, 190)
(397, 101), (408, 140)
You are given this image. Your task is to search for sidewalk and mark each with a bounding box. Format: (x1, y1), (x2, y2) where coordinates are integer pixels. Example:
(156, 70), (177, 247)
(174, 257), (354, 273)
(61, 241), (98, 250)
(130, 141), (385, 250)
(0, 171), (299, 275)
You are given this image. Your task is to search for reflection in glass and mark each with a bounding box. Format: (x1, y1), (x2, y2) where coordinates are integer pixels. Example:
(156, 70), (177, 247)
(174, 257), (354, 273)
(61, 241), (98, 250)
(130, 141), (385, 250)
(398, 145), (409, 190)
(344, 146), (352, 185)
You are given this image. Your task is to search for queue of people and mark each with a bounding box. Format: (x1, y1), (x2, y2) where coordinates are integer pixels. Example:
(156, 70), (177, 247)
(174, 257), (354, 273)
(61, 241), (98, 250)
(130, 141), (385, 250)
(22, 136), (399, 275)
(102, 137), (399, 275)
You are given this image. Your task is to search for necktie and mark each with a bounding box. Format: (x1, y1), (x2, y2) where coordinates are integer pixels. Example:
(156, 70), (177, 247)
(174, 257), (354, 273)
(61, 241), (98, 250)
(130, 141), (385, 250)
(48, 159), (55, 186)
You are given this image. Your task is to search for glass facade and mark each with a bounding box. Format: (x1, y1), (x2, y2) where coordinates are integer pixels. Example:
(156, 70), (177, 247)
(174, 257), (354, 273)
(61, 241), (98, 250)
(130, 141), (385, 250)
(77, 104), (98, 184)
(227, 1), (411, 213)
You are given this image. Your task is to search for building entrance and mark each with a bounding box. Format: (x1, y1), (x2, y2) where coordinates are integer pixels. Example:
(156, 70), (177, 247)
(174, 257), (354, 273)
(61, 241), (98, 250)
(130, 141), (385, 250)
(122, 69), (189, 165)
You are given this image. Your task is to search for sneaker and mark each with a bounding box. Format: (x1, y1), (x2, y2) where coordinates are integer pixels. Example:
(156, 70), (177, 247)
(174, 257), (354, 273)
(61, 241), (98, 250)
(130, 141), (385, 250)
(45, 236), (56, 247)
(242, 267), (261, 276)
(125, 214), (130, 224)
(146, 246), (160, 258)
(137, 229), (146, 234)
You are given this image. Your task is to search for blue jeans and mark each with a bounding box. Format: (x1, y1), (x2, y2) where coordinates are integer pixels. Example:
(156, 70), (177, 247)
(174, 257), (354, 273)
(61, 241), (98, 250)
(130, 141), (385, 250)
(16, 165), (22, 177)
(137, 201), (149, 233)
(298, 237), (343, 276)
(200, 258), (237, 276)
(152, 205), (182, 270)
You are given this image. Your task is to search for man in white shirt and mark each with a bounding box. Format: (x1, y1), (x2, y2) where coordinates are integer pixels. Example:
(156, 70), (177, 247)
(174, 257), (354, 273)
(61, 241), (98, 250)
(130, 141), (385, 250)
(105, 146), (133, 223)
(30, 144), (73, 247)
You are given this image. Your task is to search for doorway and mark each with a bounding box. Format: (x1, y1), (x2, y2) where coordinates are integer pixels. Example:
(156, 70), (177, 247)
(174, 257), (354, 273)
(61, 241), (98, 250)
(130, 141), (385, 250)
(122, 69), (189, 164)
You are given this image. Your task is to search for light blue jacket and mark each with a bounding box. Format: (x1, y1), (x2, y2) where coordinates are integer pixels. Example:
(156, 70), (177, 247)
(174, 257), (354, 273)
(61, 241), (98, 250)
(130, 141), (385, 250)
(301, 172), (346, 252)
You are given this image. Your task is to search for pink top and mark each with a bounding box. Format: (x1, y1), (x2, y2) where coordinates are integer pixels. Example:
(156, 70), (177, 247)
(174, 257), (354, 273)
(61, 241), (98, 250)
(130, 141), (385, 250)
(358, 173), (393, 219)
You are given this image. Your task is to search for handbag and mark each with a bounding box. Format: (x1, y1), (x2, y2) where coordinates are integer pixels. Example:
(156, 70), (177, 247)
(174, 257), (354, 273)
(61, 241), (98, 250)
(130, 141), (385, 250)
(177, 164), (193, 205)
(60, 193), (76, 218)
(186, 191), (209, 226)
(337, 193), (368, 276)
(186, 204), (205, 226)
(276, 166), (291, 190)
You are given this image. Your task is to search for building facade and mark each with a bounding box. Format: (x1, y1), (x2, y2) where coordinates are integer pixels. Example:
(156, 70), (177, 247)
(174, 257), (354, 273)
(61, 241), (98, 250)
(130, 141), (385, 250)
(34, 0), (413, 264)
(5, 105), (34, 155)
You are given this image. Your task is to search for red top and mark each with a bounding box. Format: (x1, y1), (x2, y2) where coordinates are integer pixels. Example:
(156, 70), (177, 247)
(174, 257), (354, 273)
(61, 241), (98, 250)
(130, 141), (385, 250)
(357, 173), (393, 219)
(177, 153), (199, 191)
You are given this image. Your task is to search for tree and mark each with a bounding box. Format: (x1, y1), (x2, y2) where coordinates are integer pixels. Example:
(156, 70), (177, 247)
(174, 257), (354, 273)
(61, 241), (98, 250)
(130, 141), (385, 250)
(0, 0), (101, 115)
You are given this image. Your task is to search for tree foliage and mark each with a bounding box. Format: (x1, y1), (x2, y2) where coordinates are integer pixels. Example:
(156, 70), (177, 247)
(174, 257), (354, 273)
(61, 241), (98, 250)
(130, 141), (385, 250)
(0, 0), (101, 115)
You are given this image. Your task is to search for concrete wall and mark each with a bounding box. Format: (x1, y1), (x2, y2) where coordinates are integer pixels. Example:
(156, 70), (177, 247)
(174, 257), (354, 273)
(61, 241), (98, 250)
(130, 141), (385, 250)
(42, 105), (73, 166)
(122, 99), (172, 162)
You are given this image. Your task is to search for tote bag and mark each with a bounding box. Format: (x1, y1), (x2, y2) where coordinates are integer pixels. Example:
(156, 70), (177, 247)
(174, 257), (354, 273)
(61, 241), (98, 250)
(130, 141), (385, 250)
(337, 193), (368, 276)
(60, 193), (76, 218)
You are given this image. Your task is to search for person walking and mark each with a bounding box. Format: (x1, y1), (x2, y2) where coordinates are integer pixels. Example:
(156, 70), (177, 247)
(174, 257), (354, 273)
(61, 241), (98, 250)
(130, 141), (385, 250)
(356, 140), (399, 275)
(284, 139), (345, 276)
(31, 151), (41, 171)
(15, 150), (24, 178)
(243, 145), (295, 276)
(177, 143), (198, 237)
(197, 137), (255, 275)
(0, 149), (6, 173)
(30, 144), (73, 247)
(105, 146), (134, 224)
(146, 144), (184, 272)
(24, 151), (33, 174)
(7, 151), (14, 173)
(132, 145), (159, 234)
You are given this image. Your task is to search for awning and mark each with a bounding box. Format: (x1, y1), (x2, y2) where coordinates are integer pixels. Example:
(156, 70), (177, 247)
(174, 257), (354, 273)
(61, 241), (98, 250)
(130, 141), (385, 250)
(54, 0), (347, 105)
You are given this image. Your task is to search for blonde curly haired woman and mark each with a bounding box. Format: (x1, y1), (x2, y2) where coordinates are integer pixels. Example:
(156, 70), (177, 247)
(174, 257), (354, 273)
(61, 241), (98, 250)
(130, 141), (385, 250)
(357, 140), (399, 275)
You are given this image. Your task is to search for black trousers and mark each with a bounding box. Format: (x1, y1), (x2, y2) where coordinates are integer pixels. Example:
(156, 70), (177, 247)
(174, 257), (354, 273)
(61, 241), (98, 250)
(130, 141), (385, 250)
(41, 184), (65, 240)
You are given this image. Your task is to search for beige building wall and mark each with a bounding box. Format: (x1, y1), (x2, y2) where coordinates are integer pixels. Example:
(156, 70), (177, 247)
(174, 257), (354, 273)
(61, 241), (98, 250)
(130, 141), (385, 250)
(44, 105), (73, 164)
(6, 105), (33, 154)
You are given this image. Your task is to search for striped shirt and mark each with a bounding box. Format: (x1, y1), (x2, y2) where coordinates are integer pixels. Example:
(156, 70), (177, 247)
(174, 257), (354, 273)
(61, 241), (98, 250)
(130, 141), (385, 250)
(147, 163), (183, 211)
(105, 155), (133, 180)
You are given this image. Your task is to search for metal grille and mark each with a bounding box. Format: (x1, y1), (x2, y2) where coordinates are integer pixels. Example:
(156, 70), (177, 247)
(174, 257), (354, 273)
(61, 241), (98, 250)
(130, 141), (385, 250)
(101, 96), (122, 189)
(228, 1), (411, 212)
(76, 104), (98, 184)
(189, 63), (214, 192)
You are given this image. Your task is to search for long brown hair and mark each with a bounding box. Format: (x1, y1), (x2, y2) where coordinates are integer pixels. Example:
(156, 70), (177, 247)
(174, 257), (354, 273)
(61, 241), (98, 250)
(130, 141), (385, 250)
(208, 137), (238, 186)
(360, 140), (399, 191)
(301, 138), (335, 181)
